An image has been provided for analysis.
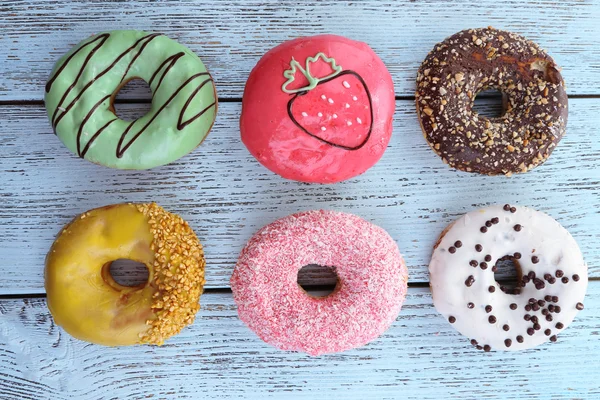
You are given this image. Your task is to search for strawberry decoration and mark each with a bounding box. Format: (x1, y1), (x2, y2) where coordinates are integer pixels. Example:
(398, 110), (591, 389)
(282, 53), (373, 150)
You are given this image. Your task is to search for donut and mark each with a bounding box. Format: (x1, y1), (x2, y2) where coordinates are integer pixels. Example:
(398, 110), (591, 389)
(416, 27), (568, 175)
(230, 210), (408, 355)
(45, 203), (206, 346)
(240, 35), (395, 183)
(45, 30), (217, 169)
(429, 204), (587, 351)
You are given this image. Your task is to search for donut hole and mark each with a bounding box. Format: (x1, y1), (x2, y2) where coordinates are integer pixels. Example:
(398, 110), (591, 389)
(103, 259), (149, 289)
(111, 78), (153, 121)
(297, 264), (340, 298)
(473, 89), (507, 119)
(494, 255), (522, 294)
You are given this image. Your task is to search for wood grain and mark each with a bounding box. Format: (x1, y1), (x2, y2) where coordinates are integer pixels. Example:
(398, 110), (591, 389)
(2, 0), (600, 101)
(1, 99), (599, 294)
(1, 284), (599, 400)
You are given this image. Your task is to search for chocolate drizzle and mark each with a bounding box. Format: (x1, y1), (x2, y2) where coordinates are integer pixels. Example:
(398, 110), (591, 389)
(47, 33), (216, 160)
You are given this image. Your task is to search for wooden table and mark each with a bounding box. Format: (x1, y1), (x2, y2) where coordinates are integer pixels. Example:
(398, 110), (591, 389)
(1, 1), (599, 399)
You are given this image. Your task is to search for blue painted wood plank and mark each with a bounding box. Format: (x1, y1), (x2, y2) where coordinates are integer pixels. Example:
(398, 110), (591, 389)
(1, 285), (599, 399)
(1, 0), (600, 100)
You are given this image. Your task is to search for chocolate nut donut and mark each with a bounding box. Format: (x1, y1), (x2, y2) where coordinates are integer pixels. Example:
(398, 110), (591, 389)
(416, 27), (568, 175)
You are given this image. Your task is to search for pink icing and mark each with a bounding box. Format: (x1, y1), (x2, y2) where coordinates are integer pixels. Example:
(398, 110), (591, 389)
(240, 35), (395, 183)
(230, 210), (408, 356)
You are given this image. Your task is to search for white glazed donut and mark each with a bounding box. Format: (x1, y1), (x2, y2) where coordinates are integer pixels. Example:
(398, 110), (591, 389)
(429, 204), (588, 351)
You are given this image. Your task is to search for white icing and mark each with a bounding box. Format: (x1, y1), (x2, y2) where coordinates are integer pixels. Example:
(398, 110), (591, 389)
(321, 94), (327, 100)
(356, 117), (362, 124)
(317, 112), (323, 117)
(343, 80), (350, 88)
(352, 96), (358, 101)
(347, 121), (352, 126)
(429, 205), (588, 351)
(328, 98), (334, 104)
(345, 103), (350, 108)
(332, 114), (338, 119)
(320, 126), (326, 131)
(301, 112), (308, 117)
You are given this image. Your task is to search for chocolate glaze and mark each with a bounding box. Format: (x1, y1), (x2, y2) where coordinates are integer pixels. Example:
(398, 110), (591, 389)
(416, 27), (568, 175)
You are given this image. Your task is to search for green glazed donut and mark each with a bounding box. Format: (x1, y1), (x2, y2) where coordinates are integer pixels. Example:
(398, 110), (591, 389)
(45, 30), (217, 169)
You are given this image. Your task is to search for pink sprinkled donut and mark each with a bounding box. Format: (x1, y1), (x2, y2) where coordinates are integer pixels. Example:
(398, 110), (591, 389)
(230, 210), (408, 356)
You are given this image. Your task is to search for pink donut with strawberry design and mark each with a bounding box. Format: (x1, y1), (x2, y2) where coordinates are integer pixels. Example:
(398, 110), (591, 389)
(241, 35), (395, 183)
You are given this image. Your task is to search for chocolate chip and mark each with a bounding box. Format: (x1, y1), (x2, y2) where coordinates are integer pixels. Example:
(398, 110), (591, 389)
(544, 329), (551, 336)
(534, 279), (545, 290)
(531, 316), (539, 324)
(488, 286), (495, 293)
(488, 315), (497, 323)
(532, 303), (540, 312)
(548, 305), (555, 312)
(537, 300), (545, 307)
(542, 309), (549, 315)
(485, 221), (492, 227)
(573, 274), (580, 282)
(554, 306), (561, 313)
(513, 289), (522, 295)
(465, 276), (475, 287)
(466, 302), (474, 309)
(510, 303), (517, 310)
(516, 335), (524, 343)
(552, 296), (559, 303)
(514, 224), (522, 231)
(476, 345), (483, 350)
(545, 295), (552, 302)
(480, 226), (488, 233)
(480, 262), (488, 270)
(548, 277), (556, 284)
(544, 273), (552, 281)
(546, 314), (553, 322)
(510, 207), (516, 213)
(503, 324), (510, 331)
(527, 328), (535, 336)
(524, 314), (531, 321)
(484, 345), (491, 352)
(492, 266), (498, 273)
(562, 277), (569, 284)
(504, 339), (512, 347)
(513, 252), (521, 259)
(528, 271), (536, 279)
(471, 339), (478, 345)
(491, 217), (499, 224)
(550, 335), (557, 342)
(449, 246), (456, 254)
(528, 298), (536, 304)
(555, 270), (564, 278)
(533, 323), (541, 331)
(469, 260), (478, 267)
(500, 285), (507, 292)
(555, 322), (564, 329)
(576, 302), (584, 310)
(503, 204), (511, 211)
(522, 276), (530, 284)
(454, 240), (463, 248)
(531, 256), (539, 264)
(484, 305), (492, 313)
(475, 244), (483, 252)
(525, 305), (532, 312)
(449, 316), (456, 323)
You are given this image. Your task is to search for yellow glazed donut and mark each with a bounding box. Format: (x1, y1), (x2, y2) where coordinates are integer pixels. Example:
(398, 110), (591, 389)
(45, 203), (205, 346)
